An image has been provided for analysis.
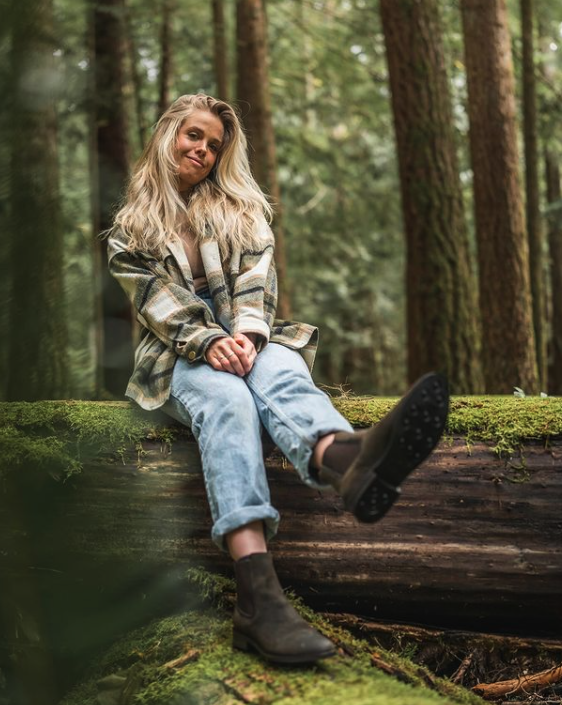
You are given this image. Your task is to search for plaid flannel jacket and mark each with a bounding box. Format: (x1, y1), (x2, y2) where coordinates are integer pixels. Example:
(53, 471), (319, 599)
(107, 226), (319, 410)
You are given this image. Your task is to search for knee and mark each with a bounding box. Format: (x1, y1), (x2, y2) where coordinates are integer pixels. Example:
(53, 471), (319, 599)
(253, 344), (310, 387)
(192, 378), (258, 433)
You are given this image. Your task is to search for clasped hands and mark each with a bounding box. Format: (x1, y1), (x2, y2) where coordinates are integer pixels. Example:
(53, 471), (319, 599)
(205, 332), (258, 376)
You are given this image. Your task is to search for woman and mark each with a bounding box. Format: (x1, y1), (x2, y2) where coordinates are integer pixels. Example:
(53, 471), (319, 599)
(108, 94), (449, 665)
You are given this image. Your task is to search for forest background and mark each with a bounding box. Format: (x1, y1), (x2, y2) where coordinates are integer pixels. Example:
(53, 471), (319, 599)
(1, 0), (561, 403)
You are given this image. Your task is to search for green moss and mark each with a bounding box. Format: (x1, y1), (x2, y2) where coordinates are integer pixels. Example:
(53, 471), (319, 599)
(185, 567), (236, 610)
(59, 569), (482, 705)
(0, 423), (81, 479)
(333, 394), (562, 456)
(1, 395), (560, 481)
(0, 400), (183, 480)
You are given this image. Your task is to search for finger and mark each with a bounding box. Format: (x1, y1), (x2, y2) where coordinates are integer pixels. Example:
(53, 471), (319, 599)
(225, 349), (247, 376)
(209, 355), (226, 372)
(233, 334), (255, 354)
(210, 341), (241, 376)
(240, 341), (256, 366)
(232, 345), (253, 375)
(209, 339), (249, 375)
(236, 338), (257, 365)
(224, 339), (253, 375)
(208, 344), (231, 371)
(206, 338), (230, 366)
(239, 340), (255, 359)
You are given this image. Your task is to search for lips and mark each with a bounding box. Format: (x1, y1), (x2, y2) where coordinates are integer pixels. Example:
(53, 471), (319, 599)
(186, 155), (204, 167)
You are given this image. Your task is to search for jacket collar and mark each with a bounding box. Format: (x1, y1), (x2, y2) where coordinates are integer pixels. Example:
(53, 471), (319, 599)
(166, 235), (195, 289)
(166, 235), (190, 268)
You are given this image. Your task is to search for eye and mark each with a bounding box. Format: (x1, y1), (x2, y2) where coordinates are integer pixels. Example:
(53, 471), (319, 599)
(187, 131), (199, 139)
(209, 143), (219, 153)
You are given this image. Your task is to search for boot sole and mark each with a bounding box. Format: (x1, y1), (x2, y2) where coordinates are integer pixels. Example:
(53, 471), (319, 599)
(232, 630), (337, 664)
(342, 372), (449, 523)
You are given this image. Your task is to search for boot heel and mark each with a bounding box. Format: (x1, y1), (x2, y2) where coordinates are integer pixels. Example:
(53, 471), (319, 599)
(232, 630), (251, 652)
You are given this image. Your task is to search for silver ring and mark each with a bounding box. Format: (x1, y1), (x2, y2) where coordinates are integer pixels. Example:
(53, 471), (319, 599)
(226, 353), (236, 358)
(219, 355), (227, 361)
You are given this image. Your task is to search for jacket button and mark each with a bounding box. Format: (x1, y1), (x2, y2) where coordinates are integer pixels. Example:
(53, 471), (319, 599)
(188, 351), (196, 360)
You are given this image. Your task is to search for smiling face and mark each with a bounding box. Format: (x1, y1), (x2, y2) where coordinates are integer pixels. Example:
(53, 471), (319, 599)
(174, 110), (225, 192)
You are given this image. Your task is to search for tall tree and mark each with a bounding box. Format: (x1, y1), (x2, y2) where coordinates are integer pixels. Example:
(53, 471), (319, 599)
(4, 0), (66, 697)
(7, 0), (69, 401)
(92, 0), (133, 397)
(538, 17), (562, 396)
(460, 0), (538, 393)
(379, 0), (483, 393)
(521, 0), (547, 389)
(236, 0), (291, 318)
(158, 0), (173, 118)
(212, 0), (229, 101)
(545, 153), (562, 395)
(125, 2), (148, 151)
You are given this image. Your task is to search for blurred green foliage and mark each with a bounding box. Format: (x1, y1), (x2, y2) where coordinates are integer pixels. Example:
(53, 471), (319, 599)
(3, 0), (561, 399)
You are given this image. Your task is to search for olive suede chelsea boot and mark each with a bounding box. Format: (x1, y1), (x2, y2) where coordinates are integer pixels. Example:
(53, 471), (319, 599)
(318, 372), (449, 522)
(232, 552), (336, 664)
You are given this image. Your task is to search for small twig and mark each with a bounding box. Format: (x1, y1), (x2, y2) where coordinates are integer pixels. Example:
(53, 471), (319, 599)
(370, 652), (414, 685)
(473, 663), (562, 699)
(221, 677), (258, 704)
(450, 650), (474, 684)
(162, 648), (200, 670)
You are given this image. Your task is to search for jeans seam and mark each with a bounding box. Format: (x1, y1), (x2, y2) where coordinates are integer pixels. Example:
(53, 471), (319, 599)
(169, 390), (195, 426)
(247, 378), (315, 452)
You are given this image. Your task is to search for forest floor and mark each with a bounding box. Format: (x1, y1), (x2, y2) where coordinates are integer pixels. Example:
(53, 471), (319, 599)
(325, 612), (562, 704)
(56, 569), (562, 705)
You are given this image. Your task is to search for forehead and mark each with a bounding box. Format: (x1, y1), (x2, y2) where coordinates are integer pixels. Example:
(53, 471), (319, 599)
(180, 110), (224, 141)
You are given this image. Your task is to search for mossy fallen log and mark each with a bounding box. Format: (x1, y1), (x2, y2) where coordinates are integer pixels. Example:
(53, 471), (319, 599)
(1, 395), (561, 638)
(56, 569), (483, 705)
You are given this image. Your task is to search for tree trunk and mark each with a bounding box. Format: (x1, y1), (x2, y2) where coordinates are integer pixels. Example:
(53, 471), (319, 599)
(298, 0), (317, 130)
(7, 0), (69, 402)
(1, 397), (561, 636)
(235, 0), (291, 318)
(92, 0), (133, 398)
(545, 152), (562, 394)
(2, 435), (561, 634)
(124, 1), (148, 151)
(380, 0), (483, 394)
(521, 0), (547, 390)
(212, 0), (229, 101)
(460, 0), (538, 394)
(157, 0), (173, 119)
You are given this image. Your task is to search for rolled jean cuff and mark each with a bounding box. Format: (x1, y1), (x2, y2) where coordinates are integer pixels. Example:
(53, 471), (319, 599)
(294, 424), (354, 490)
(211, 505), (281, 552)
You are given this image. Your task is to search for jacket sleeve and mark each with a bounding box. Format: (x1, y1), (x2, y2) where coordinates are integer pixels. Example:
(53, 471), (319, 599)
(230, 232), (278, 351)
(108, 236), (228, 363)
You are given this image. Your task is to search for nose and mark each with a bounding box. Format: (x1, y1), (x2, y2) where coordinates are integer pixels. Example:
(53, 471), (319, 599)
(195, 140), (207, 155)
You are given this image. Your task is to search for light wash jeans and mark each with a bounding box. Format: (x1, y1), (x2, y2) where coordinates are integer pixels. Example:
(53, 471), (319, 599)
(162, 287), (353, 550)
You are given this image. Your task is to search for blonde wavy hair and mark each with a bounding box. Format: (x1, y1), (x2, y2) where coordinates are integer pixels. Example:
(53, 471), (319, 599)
(113, 94), (273, 259)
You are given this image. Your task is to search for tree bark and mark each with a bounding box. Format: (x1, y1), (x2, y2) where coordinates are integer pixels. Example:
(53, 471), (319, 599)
(7, 0), (69, 402)
(235, 0), (291, 318)
(2, 427), (560, 635)
(212, 0), (229, 101)
(460, 0), (538, 393)
(521, 0), (547, 390)
(380, 0), (483, 394)
(124, 1), (148, 151)
(545, 152), (562, 394)
(157, 0), (173, 119)
(92, 0), (133, 398)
